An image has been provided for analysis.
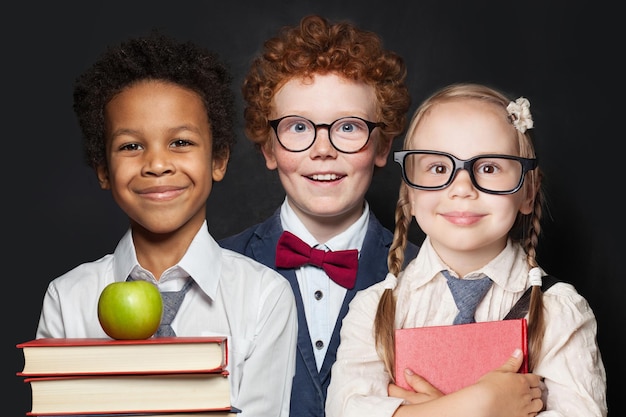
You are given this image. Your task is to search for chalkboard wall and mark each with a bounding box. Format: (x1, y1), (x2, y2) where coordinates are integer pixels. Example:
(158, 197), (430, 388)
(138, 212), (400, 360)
(5, 1), (620, 415)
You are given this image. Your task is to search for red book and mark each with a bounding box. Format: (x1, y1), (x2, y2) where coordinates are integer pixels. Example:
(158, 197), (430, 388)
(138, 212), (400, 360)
(17, 336), (228, 376)
(394, 318), (527, 394)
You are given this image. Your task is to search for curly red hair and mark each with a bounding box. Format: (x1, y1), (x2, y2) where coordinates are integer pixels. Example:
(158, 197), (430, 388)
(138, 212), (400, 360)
(242, 14), (410, 155)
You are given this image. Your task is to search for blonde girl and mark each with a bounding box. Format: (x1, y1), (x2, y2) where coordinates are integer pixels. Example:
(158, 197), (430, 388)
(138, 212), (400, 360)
(326, 83), (606, 417)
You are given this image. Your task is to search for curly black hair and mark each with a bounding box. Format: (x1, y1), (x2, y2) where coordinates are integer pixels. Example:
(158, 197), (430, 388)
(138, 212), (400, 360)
(73, 31), (235, 171)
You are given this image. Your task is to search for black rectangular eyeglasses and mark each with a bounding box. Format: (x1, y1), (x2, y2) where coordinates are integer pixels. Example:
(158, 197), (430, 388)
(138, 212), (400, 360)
(393, 150), (537, 195)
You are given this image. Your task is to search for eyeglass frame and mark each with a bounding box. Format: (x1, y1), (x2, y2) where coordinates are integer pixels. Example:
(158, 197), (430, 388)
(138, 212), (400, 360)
(393, 150), (538, 195)
(268, 115), (383, 154)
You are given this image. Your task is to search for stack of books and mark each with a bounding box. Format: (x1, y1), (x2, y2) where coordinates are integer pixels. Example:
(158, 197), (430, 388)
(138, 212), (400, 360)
(16, 336), (240, 416)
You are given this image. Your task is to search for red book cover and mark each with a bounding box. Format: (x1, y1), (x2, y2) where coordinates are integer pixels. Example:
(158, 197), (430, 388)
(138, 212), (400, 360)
(17, 336), (228, 376)
(394, 318), (527, 394)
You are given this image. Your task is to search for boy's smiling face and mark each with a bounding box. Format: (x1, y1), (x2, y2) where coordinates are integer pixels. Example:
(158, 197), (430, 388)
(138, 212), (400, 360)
(97, 80), (227, 236)
(264, 73), (390, 238)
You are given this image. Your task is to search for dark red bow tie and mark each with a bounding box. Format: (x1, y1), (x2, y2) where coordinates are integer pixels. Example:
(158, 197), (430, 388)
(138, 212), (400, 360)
(275, 231), (359, 289)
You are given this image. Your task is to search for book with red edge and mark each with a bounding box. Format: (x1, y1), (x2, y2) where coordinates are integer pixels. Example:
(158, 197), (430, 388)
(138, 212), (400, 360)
(394, 318), (527, 394)
(17, 336), (228, 376)
(24, 371), (232, 416)
(51, 409), (242, 416)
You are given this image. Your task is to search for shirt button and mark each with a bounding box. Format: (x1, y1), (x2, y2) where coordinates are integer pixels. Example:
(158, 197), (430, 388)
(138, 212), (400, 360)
(315, 340), (324, 349)
(314, 290), (323, 300)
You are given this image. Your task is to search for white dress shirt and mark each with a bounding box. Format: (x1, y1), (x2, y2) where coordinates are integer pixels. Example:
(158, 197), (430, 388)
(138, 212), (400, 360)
(326, 236), (607, 417)
(280, 197), (368, 369)
(36, 221), (298, 417)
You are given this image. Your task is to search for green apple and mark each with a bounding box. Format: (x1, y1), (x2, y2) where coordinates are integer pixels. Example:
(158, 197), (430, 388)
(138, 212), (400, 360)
(97, 280), (163, 340)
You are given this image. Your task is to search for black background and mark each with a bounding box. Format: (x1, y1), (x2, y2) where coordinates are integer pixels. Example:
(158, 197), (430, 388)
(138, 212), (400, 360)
(5, 1), (621, 415)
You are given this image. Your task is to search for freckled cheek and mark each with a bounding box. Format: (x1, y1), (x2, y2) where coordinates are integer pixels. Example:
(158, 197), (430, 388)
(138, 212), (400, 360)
(354, 153), (378, 170)
(274, 153), (305, 174)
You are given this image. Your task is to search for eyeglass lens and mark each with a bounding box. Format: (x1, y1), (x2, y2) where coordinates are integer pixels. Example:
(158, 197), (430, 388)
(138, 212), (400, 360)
(401, 152), (525, 193)
(273, 116), (372, 153)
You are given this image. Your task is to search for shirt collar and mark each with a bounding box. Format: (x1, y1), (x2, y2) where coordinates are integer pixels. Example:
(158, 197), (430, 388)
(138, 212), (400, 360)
(279, 196), (369, 252)
(112, 229), (139, 282)
(112, 220), (221, 298)
(405, 236), (529, 292)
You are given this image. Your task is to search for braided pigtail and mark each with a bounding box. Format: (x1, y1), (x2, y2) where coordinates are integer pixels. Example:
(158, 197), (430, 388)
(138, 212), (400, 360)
(374, 183), (412, 380)
(387, 183), (412, 277)
(524, 179), (546, 371)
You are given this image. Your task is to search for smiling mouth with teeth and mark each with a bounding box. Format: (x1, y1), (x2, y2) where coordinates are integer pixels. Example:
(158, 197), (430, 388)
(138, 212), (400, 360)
(310, 173), (343, 181)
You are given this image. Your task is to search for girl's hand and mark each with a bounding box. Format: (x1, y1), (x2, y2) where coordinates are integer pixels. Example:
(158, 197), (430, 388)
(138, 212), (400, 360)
(388, 368), (443, 404)
(390, 349), (544, 417)
(473, 349), (544, 416)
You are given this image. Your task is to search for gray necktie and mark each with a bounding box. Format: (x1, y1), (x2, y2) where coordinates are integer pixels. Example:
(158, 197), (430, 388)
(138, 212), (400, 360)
(156, 279), (194, 337)
(125, 276), (193, 337)
(442, 270), (492, 325)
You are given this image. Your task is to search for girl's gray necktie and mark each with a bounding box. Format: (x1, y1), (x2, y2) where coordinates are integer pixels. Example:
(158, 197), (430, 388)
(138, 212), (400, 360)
(441, 270), (493, 325)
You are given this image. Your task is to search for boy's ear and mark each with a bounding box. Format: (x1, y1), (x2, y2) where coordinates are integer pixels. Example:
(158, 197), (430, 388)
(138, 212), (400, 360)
(212, 152), (229, 182)
(261, 143), (278, 170)
(96, 164), (111, 190)
(374, 136), (393, 168)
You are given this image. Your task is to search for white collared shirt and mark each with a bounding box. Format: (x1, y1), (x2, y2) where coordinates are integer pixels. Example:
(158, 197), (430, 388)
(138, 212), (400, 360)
(326, 236), (607, 417)
(36, 221), (298, 417)
(280, 197), (368, 369)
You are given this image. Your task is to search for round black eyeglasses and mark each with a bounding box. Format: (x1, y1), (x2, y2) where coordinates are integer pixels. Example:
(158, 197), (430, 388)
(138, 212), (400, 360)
(268, 115), (383, 153)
